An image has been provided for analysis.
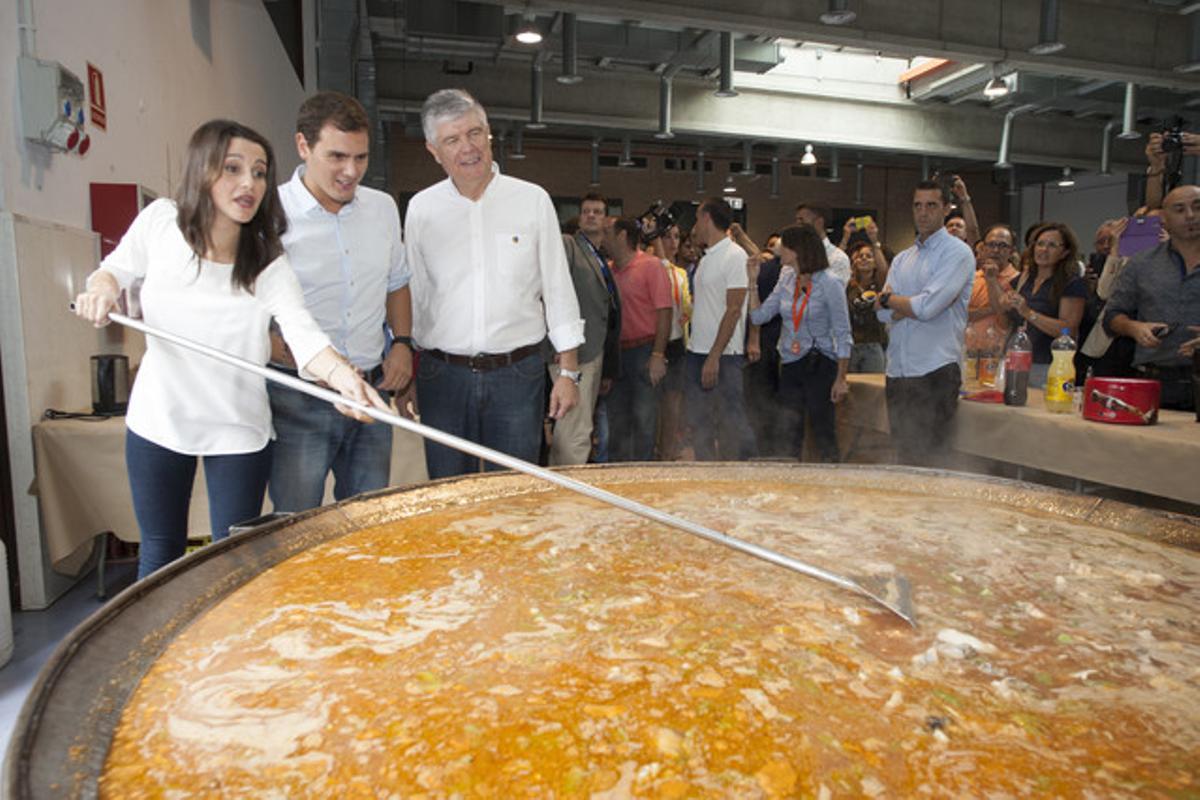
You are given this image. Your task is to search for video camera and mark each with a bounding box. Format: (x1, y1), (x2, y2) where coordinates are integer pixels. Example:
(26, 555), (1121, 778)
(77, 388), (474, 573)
(638, 200), (677, 243)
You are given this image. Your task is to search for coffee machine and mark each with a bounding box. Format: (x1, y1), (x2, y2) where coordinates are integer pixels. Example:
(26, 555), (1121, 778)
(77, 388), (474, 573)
(90, 354), (129, 415)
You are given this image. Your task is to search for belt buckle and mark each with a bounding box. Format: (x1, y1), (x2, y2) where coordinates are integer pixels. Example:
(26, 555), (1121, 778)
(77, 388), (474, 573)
(467, 353), (486, 372)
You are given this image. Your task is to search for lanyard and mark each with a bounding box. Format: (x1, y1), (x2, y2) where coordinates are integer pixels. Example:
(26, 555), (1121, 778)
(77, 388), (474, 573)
(581, 234), (617, 297)
(790, 276), (812, 335)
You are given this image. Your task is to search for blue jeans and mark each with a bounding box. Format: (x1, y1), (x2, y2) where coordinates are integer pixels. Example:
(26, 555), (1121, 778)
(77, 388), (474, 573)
(683, 352), (758, 461)
(607, 343), (661, 462)
(266, 381), (393, 512)
(849, 342), (886, 374)
(126, 428), (272, 579)
(416, 352), (545, 479)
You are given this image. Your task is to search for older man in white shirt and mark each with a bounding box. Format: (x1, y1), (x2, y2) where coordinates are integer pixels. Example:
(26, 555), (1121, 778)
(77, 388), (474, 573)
(405, 89), (584, 478)
(795, 204), (852, 287)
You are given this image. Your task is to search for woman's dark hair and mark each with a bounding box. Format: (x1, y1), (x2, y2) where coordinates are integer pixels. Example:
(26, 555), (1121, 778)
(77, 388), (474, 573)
(779, 224), (829, 274)
(1016, 221), (1079, 308)
(175, 119), (286, 293)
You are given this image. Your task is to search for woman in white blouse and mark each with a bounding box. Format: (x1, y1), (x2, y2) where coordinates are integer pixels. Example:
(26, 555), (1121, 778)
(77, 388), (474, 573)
(73, 119), (386, 578)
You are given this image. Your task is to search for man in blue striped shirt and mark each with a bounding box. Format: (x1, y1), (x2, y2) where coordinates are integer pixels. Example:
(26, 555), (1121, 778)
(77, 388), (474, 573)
(876, 181), (975, 466)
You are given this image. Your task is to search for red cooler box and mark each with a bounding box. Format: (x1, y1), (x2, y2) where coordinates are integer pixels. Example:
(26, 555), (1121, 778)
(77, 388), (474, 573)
(1082, 377), (1161, 425)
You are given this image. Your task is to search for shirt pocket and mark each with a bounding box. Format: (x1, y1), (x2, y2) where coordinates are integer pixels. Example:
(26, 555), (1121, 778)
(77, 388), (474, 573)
(494, 232), (535, 284)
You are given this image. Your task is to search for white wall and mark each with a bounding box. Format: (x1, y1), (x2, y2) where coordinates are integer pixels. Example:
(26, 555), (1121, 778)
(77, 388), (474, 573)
(1019, 173), (1132, 249)
(0, 0), (308, 608)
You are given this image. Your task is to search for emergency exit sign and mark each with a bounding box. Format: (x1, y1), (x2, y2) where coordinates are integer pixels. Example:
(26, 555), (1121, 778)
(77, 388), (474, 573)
(87, 63), (106, 131)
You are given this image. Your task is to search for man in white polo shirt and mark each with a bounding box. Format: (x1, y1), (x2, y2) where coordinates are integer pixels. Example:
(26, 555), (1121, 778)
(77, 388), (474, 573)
(684, 197), (757, 460)
(795, 203), (851, 287)
(268, 91), (412, 511)
(405, 89), (584, 479)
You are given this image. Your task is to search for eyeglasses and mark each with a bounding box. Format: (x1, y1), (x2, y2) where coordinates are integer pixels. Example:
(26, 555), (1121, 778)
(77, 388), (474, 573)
(984, 241), (1013, 250)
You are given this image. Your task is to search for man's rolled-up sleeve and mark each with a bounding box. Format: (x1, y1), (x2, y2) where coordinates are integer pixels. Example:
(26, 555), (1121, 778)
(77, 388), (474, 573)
(1102, 263), (1139, 335)
(908, 250), (974, 321)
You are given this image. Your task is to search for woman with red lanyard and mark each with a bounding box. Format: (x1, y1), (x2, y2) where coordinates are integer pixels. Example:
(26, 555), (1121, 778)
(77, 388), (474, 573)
(748, 225), (853, 462)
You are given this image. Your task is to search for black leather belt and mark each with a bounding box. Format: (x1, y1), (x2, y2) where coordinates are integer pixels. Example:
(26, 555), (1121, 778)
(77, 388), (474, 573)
(421, 343), (540, 372)
(270, 363), (385, 385)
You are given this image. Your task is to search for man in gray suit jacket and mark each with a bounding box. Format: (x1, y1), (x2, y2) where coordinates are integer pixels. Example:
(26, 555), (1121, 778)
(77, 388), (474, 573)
(548, 193), (621, 465)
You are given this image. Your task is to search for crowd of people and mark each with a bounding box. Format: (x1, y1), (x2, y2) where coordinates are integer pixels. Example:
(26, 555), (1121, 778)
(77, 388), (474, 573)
(72, 86), (1200, 578)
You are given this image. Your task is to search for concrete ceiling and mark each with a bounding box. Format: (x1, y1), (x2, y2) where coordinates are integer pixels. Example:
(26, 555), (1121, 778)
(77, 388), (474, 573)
(330, 0), (1200, 179)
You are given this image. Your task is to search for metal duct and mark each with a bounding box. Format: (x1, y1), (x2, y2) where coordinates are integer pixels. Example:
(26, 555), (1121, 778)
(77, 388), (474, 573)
(996, 105), (1036, 168)
(716, 32), (737, 97)
(528, 58), (547, 130)
(590, 139), (600, 186)
(558, 13), (583, 84)
(1100, 120), (1116, 175)
(1177, 11), (1200, 73)
(921, 155), (930, 180)
(854, 162), (864, 205)
(695, 148), (706, 193)
(1030, 0), (1065, 55)
(828, 146), (841, 183)
(655, 77), (674, 139)
(1118, 83), (1140, 139)
(619, 136), (634, 167)
(496, 130), (507, 172)
(355, 0), (386, 189)
(511, 128), (527, 160)
(769, 155), (780, 199)
(820, 0), (857, 26)
(740, 141), (754, 175)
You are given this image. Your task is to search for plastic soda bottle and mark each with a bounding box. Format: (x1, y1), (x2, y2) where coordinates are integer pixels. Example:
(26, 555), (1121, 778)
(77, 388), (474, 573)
(1045, 328), (1076, 413)
(1003, 325), (1032, 406)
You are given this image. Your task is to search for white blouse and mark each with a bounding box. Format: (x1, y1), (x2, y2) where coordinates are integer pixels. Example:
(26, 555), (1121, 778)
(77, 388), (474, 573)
(99, 199), (331, 455)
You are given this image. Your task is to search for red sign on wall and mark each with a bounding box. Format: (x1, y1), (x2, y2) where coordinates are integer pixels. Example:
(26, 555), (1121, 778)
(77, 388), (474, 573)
(87, 63), (106, 131)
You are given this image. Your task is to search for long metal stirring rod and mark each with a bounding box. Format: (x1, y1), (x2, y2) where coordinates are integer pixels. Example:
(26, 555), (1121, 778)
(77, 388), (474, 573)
(105, 311), (915, 625)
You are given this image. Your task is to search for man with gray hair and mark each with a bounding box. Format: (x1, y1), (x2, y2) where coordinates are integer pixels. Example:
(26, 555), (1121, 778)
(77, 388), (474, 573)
(405, 89), (584, 478)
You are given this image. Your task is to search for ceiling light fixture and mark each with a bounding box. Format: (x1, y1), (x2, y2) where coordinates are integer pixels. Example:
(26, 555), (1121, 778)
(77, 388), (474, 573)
(819, 0), (857, 26)
(800, 144), (817, 166)
(723, 175), (737, 194)
(1057, 166), (1075, 188)
(983, 72), (1010, 99)
(515, 13), (543, 45)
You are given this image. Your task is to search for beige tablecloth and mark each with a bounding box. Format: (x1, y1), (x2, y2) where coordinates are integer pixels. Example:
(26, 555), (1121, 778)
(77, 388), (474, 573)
(844, 374), (1200, 506)
(31, 416), (429, 574)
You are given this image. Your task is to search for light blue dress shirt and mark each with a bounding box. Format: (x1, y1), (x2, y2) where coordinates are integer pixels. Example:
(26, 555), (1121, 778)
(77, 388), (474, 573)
(877, 227), (975, 378)
(750, 267), (853, 364)
(278, 166), (410, 370)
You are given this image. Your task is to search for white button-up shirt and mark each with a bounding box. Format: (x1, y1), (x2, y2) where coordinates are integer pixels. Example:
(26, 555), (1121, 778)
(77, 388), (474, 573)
(100, 199), (330, 454)
(823, 237), (852, 287)
(405, 165), (584, 355)
(278, 167), (409, 370)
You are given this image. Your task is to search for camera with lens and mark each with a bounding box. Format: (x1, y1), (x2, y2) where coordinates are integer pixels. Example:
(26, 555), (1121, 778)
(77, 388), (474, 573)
(1162, 120), (1185, 154)
(638, 200), (677, 243)
(1160, 118), (1187, 192)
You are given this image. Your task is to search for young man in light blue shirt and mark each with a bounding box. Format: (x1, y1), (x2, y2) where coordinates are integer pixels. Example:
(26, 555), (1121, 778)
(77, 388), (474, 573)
(268, 91), (412, 510)
(875, 180), (975, 466)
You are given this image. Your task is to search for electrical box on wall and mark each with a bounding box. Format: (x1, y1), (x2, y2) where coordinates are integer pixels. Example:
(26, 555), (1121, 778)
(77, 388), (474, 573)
(18, 56), (90, 155)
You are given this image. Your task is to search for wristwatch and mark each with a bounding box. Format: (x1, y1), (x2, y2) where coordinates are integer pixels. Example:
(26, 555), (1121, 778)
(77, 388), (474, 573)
(560, 368), (582, 385)
(391, 334), (412, 348)
(878, 291), (892, 310)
